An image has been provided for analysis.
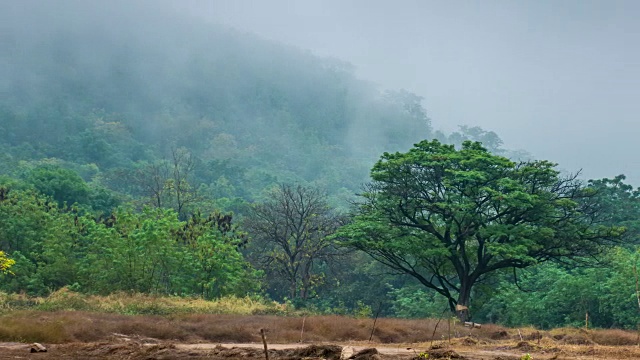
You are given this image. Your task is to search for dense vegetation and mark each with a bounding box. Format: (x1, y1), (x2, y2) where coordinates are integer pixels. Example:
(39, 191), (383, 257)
(1, 6), (640, 330)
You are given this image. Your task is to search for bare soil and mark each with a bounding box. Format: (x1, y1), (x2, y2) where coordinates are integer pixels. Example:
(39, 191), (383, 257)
(2, 337), (640, 360)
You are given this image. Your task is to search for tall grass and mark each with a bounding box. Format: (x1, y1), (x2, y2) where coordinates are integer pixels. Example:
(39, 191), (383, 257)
(0, 288), (290, 316)
(2, 289), (639, 347)
(0, 311), (452, 344)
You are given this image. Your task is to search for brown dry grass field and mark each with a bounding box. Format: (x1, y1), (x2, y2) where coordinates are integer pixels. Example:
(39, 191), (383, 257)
(1, 291), (639, 359)
(2, 310), (640, 359)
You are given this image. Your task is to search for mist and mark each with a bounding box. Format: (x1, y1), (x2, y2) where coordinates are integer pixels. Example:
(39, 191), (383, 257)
(1, 0), (438, 208)
(2, 0), (639, 185)
(182, 0), (640, 183)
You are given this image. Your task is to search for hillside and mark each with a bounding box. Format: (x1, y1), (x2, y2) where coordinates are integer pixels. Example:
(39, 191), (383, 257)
(0, 4), (432, 209)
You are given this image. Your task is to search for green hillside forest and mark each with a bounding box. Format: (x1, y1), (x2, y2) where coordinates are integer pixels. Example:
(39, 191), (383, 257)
(1, 5), (640, 329)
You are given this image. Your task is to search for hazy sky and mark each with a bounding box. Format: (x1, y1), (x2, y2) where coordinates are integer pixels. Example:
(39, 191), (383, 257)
(172, 0), (639, 183)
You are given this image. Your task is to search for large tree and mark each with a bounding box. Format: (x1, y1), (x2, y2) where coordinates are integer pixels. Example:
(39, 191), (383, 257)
(245, 184), (343, 301)
(339, 140), (622, 320)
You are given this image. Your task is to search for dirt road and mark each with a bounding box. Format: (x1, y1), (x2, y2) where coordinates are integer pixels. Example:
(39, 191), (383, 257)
(2, 340), (632, 360)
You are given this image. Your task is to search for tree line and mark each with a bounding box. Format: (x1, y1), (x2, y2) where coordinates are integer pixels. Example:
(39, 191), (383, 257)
(1, 140), (639, 328)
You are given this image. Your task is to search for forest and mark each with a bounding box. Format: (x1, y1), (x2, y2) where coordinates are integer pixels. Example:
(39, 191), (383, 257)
(1, 4), (640, 331)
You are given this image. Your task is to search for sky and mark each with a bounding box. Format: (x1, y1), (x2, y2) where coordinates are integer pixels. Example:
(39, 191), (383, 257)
(172, 0), (640, 183)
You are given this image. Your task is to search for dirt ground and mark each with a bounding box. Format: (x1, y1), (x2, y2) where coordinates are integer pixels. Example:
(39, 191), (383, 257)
(2, 337), (640, 360)
(3, 309), (640, 359)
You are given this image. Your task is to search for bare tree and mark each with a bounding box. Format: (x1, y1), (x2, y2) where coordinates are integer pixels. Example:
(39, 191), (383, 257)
(129, 147), (199, 219)
(168, 147), (198, 219)
(246, 184), (342, 300)
(132, 160), (170, 209)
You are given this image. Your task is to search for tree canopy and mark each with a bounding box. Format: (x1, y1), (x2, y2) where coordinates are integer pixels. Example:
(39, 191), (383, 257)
(339, 140), (623, 320)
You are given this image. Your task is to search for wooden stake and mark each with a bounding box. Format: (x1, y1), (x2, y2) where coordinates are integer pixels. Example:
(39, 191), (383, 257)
(429, 308), (450, 349)
(260, 328), (269, 360)
(585, 311), (589, 331)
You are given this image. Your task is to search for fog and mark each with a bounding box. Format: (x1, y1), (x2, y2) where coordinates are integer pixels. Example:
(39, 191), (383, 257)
(2, 0), (639, 184)
(180, 0), (640, 183)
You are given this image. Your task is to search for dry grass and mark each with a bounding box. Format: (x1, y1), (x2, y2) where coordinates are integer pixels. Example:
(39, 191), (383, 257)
(0, 288), (288, 316)
(3, 289), (640, 350)
(0, 311), (72, 343)
(0, 311), (480, 344)
(0, 290), (458, 344)
(497, 326), (640, 347)
(590, 328), (639, 346)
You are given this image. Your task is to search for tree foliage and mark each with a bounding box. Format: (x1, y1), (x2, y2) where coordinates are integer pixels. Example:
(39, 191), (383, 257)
(25, 165), (90, 208)
(588, 175), (640, 243)
(339, 140), (623, 319)
(0, 182), (257, 298)
(0, 251), (14, 274)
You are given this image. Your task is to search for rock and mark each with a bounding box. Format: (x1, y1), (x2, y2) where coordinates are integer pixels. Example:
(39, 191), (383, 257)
(427, 349), (465, 359)
(349, 348), (380, 360)
(30, 343), (47, 353)
(294, 345), (343, 360)
(341, 346), (355, 359)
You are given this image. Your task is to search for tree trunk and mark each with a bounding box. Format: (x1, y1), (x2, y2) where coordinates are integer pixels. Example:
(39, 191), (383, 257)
(456, 281), (472, 322)
(290, 278), (297, 300)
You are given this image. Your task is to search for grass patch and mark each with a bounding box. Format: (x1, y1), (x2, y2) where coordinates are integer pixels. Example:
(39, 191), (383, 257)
(0, 311), (447, 344)
(1, 310), (640, 347)
(0, 288), (289, 316)
(590, 328), (638, 346)
(0, 311), (73, 343)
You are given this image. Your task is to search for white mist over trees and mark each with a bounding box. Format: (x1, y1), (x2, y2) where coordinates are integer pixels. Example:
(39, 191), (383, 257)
(0, 1), (437, 203)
